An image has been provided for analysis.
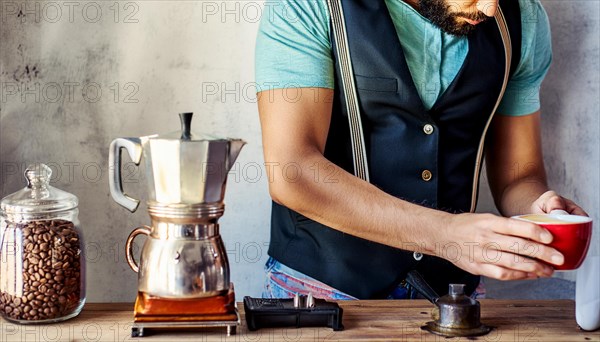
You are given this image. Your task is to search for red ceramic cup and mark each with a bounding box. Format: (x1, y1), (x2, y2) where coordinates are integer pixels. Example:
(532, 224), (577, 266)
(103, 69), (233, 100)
(513, 213), (593, 270)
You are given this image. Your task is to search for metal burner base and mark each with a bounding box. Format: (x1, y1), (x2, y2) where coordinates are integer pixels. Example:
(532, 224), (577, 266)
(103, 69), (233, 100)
(131, 308), (241, 337)
(422, 320), (492, 337)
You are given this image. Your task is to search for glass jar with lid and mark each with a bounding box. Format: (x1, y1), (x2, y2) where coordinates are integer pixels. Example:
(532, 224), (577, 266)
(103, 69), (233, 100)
(0, 163), (86, 323)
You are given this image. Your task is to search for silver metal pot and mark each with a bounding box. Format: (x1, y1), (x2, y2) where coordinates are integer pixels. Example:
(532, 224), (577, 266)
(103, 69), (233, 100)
(109, 112), (245, 212)
(125, 205), (230, 298)
(405, 270), (492, 337)
(109, 113), (245, 299)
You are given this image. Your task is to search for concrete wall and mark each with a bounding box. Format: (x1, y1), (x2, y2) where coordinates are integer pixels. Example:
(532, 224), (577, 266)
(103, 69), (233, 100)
(1, 1), (598, 301)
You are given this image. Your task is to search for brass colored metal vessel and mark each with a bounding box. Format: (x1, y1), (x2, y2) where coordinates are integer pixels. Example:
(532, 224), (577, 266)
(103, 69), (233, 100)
(406, 270), (492, 337)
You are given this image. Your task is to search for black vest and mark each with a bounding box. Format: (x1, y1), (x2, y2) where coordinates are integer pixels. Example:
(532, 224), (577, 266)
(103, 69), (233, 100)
(269, 0), (522, 299)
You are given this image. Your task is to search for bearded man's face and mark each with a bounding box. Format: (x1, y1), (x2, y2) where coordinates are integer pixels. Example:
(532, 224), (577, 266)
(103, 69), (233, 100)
(418, 0), (498, 36)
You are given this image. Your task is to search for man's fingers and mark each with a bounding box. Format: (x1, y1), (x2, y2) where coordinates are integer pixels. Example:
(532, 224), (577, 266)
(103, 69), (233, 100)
(540, 192), (567, 213)
(570, 207), (588, 216)
(476, 248), (555, 276)
(480, 235), (564, 267)
(473, 263), (536, 281)
(565, 199), (588, 216)
(494, 217), (553, 244)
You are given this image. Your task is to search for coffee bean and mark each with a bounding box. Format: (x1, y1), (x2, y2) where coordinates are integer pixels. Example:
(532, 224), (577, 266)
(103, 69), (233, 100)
(0, 219), (82, 322)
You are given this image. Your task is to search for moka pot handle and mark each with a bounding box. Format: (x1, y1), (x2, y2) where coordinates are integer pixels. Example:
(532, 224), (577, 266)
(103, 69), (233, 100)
(109, 137), (142, 212)
(125, 226), (152, 273)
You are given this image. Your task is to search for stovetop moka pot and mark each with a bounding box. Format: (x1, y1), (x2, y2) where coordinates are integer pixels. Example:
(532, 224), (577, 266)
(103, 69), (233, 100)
(109, 112), (245, 212)
(405, 270), (492, 337)
(108, 112), (245, 299)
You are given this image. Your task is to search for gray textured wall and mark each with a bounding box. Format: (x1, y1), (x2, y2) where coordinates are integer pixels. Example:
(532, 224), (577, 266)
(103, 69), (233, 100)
(0, 1), (598, 302)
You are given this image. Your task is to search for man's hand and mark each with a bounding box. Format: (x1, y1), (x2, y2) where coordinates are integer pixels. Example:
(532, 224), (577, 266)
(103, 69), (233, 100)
(441, 213), (563, 280)
(530, 190), (588, 216)
(478, 112), (589, 280)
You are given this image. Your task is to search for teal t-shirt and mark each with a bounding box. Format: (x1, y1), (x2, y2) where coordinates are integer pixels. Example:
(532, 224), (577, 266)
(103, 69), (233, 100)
(255, 0), (552, 116)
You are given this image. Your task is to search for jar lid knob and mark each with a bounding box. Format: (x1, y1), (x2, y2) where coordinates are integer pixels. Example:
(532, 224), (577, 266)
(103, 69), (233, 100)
(25, 163), (52, 189)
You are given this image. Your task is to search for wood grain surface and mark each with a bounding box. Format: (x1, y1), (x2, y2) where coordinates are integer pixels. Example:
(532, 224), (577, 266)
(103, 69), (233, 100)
(1, 300), (598, 341)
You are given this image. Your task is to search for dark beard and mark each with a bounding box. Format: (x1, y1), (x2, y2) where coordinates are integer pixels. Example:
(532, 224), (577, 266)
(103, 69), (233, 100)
(418, 0), (490, 36)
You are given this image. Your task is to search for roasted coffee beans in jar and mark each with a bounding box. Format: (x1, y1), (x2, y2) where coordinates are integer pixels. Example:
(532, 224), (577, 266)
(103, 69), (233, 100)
(0, 164), (86, 323)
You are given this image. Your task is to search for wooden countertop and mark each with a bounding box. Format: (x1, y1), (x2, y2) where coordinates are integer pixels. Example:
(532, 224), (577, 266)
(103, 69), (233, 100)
(1, 300), (598, 341)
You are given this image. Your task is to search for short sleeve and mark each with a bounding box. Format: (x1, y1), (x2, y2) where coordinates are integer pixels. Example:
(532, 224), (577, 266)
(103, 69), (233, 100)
(497, 0), (552, 116)
(255, 0), (334, 92)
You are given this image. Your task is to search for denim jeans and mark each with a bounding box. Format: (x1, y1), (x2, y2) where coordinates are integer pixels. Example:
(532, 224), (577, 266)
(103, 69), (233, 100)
(262, 257), (486, 300)
(262, 257), (358, 300)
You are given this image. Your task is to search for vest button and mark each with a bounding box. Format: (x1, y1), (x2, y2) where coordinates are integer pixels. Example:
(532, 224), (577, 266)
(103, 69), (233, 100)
(421, 170), (433, 181)
(413, 252), (423, 261)
(423, 124), (434, 135)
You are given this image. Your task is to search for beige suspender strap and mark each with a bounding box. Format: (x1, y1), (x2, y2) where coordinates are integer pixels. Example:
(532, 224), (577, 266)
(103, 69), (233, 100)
(469, 6), (513, 212)
(326, 0), (370, 182)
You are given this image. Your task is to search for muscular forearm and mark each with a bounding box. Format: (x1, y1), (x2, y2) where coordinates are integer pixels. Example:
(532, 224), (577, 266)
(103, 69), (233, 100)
(267, 151), (450, 255)
(495, 176), (549, 216)
(485, 112), (587, 217)
(485, 112), (550, 216)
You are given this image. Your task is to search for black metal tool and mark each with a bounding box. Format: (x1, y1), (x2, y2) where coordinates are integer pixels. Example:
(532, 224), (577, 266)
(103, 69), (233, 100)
(243, 294), (344, 331)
